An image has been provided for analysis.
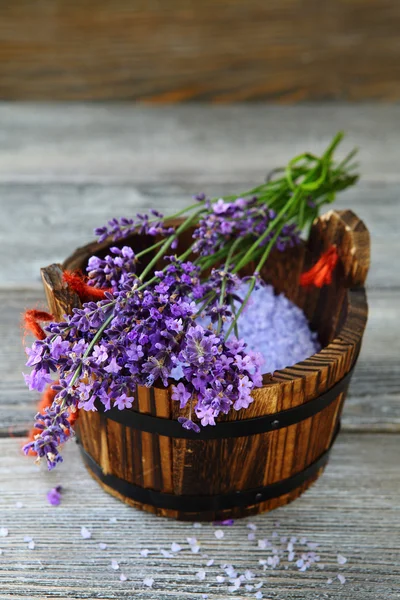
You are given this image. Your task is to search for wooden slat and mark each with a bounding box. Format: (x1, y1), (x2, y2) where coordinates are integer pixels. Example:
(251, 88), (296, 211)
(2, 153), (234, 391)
(0, 434), (399, 598)
(3, 288), (399, 435)
(0, 3), (400, 101)
(1, 105), (400, 183)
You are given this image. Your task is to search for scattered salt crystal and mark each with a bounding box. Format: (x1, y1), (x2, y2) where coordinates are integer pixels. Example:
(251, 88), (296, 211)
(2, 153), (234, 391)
(259, 560), (267, 566)
(254, 582), (263, 589)
(245, 584), (254, 591)
(216, 575), (225, 583)
(119, 573), (127, 582)
(245, 570), (254, 580)
(258, 539), (267, 549)
(109, 517), (117, 523)
(191, 545), (201, 554)
(193, 522), (202, 528)
(187, 536), (197, 545)
(337, 554), (347, 565)
(296, 559), (304, 568)
(224, 565), (237, 578)
(24, 536), (32, 542)
(338, 574), (346, 584)
(111, 560), (119, 570)
(327, 578), (333, 585)
(0, 528), (8, 538)
(0, 549), (2, 555)
(196, 569), (206, 581)
(287, 542), (294, 552)
(214, 529), (224, 539)
(15, 502), (23, 509)
(160, 549), (173, 558)
(206, 559), (214, 567)
(228, 580), (241, 592)
(255, 592), (263, 599)
(171, 542), (182, 553)
(247, 523), (257, 531)
(80, 526), (91, 539)
(28, 540), (35, 550)
(202, 595), (208, 599)
(288, 552), (295, 562)
(99, 543), (107, 550)
(143, 577), (154, 588)
(140, 549), (150, 557)
(248, 533), (256, 541)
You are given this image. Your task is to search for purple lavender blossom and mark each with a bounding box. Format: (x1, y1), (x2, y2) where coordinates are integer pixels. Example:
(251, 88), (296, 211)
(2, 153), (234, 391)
(23, 256), (263, 468)
(94, 213), (174, 243)
(87, 246), (137, 289)
(192, 196), (300, 257)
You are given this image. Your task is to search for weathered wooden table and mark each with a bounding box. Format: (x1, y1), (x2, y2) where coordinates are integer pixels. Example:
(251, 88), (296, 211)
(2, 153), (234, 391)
(0, 104), (399, 599)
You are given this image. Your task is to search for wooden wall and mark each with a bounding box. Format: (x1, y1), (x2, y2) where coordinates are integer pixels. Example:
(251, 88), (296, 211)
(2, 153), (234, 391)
(0, 1), (399, 102)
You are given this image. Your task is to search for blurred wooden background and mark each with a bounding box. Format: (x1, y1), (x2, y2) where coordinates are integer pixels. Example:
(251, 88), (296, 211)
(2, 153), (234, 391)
(1, 0), (400, 102)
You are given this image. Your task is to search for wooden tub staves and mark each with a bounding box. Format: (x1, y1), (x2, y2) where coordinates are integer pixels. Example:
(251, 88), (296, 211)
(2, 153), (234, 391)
(41, 209), (369, 521)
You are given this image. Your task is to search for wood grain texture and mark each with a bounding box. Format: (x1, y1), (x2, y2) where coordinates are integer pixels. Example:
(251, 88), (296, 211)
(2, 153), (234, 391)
(1, 434), (399, 599)
(1, 2), (400, 101)
(2, 104), (400, 184)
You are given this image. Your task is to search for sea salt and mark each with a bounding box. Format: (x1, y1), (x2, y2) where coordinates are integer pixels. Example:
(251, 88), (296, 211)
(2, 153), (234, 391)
(235, 283), (320, 371)
(99, 543), (107, 550)
(0, 528), (8, 538)
(119, 573), (127, 582)
(27, 540), (35, 550)
(206, 559), (214, 566)
(80, 526), (91, 539)
(338, 574), (346, 584)
(111, 560), (119, 570)
(171, 542), (182, 553)
(337, 554), (347, 565)
(196, 569), (206, 581)
(143, 577), (154, 587)
(214, 529), (224, 539)
(140, 549), (150, 557)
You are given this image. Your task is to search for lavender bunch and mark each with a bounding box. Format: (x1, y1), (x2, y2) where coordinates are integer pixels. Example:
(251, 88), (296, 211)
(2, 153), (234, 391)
(23, 132), (358, 469)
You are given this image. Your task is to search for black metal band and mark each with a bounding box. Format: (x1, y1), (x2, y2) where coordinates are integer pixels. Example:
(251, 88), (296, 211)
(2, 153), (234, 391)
(96, 365), (354, 440)
(79, 423), (340, 512)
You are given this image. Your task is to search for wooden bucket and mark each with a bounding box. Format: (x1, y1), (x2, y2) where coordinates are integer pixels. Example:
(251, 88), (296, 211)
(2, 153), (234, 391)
(41, 209), (369, 521)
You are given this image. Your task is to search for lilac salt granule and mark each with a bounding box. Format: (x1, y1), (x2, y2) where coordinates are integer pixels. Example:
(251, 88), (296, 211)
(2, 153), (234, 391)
(233, 283), (320, 373)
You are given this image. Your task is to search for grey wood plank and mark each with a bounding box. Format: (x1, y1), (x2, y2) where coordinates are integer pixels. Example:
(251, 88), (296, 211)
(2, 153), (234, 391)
(2, 289), (399, 435)
(1, 104), (400, 184)
(0, 180), (398, 289)
(0, 434), (399, 599)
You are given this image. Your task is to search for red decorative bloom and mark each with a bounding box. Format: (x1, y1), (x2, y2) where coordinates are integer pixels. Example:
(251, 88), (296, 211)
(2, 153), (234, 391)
(300, 246), (339, 288)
